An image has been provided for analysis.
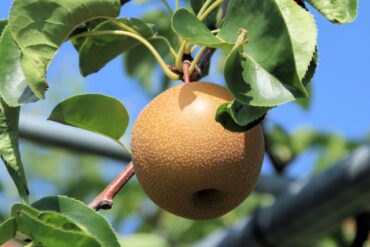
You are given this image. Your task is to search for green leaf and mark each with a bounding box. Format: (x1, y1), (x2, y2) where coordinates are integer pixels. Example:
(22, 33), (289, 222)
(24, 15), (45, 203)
(33, 196), (120, 247)
(0, 26), (38, 107)
(0, 99), (29, 201)
(225, 48), (296, 107)
(12, 203), (39, 217)
(0, 218), (16, 244)
(215, 101), (268, 132)
(79, 18), (155, 76)
(49, 94), (129, 140)
(172, 9), (228, 48)
(12, 203), (83, 232)
(9, 0), (121, 99)
(267, 124), (294, 165)
(219, 0), (317, 98)
(306, 0), (358, 24)
(15, 210), (101, 247)
(278, 1), (317, 81)
(125, 37), (171, 94)
(314, 135), (349, 173)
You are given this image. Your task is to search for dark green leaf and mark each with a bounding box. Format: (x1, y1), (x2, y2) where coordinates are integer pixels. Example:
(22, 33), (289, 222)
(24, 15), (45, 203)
(79, 18), (155, 76)
(295, 83), (312, 110)
(0, 218), (16, 244)
(219, 0), (317, 97)
(0, 26), (38, 106)
(216, 101), (268, 132)
(302, 49), (318, 86)
(141, 10), (178, 48)
(0, 20), (7, 34)
(0, 99), (28, 201)
(306, 0), (358, 23)
(9, 0), (121, 99)
(48, 94), (129, 141)
(15, 210), (101, 247)
(125, 38), (171, 94)
(33, 195), (120, 247)
(172, 9), (228, 48)
(123, 10), (177, 93)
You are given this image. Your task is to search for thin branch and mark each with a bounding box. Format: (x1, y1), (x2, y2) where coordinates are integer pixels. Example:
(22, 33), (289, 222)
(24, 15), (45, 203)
(89, 162), (135, 210)
(262, 121), (294, 174)
(199, 0), (224, 21)
(190, 46), (207, 75)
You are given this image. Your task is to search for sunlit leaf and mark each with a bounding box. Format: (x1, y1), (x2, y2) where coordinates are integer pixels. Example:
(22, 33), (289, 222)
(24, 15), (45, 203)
(225, 48), (296, 107)
(9, 0), (121, 99)
(0, 26), (38, 106)
(12, 203), (83, 232)
(0, 218), (16, 244)
(33, 196), (120, 247)
(0, 99), (28, 201)
(172, 9), (228, 48)
(219, 0), (317, 98)
(306, 0), (358, 24)
(49, 94), (129, 141)
(15, 210), (101, 247)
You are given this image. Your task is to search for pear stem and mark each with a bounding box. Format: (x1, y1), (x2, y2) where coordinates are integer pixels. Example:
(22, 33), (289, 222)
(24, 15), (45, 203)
(182, 60), (191, 83)
(89, 162), (135, 210)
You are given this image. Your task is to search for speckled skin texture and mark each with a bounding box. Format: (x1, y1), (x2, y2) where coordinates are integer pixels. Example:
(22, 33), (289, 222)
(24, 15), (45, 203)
(131, 82), (264, 220)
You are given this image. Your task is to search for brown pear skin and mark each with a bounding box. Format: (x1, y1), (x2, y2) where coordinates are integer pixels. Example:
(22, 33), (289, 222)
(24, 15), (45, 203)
(131, 82), (264, 220)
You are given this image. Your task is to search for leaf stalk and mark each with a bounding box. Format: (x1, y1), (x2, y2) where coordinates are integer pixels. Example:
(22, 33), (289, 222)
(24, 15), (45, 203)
(71, 30), (179, 80)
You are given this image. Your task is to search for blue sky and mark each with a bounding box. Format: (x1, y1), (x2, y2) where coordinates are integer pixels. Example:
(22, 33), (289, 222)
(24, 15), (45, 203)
(1, 0), (369, 178)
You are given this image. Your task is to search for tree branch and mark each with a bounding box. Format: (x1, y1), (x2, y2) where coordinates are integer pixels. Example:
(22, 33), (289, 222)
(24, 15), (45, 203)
(262, 121), (294, 174)
(89, 162), (135, 210)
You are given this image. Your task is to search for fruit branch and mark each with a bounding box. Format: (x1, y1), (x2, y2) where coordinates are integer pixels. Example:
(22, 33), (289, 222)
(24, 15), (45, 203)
(190, 46), (207, 75)
(175, 41), (188, 70)
(70, 30), (180, 80)
(89, 162), (135, 210)
(199, 0), (224, 21)
(106, 17), (140, 34)
(197, 0), (213, 18)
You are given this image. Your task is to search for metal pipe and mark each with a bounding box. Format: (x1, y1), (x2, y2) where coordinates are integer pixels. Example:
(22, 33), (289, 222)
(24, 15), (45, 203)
(19, 113), (131, 162)
(195, 145), (370, 247)
(18, 114), (292, 195)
